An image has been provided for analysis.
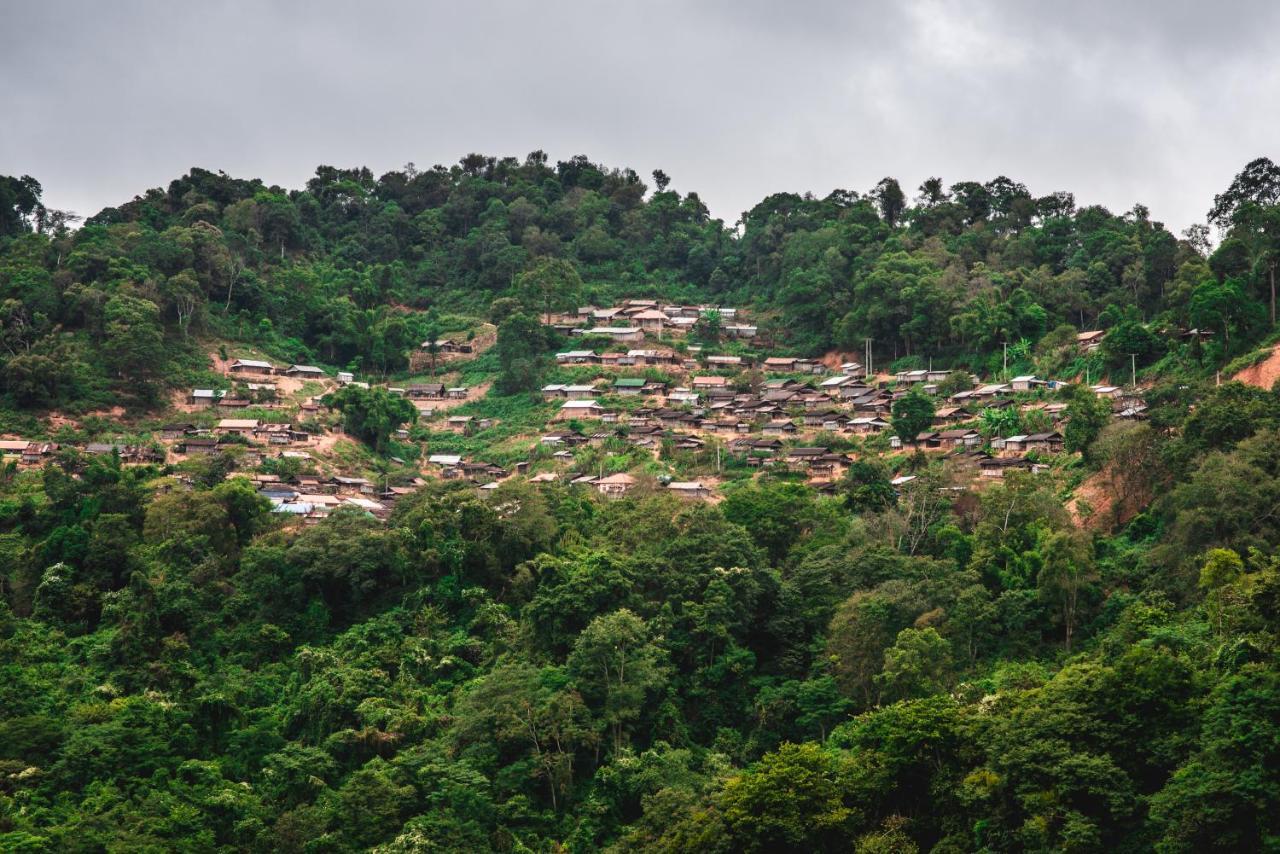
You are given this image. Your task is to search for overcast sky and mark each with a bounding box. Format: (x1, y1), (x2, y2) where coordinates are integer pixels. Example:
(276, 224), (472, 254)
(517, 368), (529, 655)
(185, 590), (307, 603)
(3, 0), (1276, 234)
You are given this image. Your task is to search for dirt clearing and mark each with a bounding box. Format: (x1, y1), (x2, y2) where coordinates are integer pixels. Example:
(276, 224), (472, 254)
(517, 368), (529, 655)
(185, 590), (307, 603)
(1232, 345), (1280, 389)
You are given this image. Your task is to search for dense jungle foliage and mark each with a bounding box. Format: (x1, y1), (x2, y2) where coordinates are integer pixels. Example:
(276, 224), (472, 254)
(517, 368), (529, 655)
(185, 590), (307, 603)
(2, 156), (1280, 851)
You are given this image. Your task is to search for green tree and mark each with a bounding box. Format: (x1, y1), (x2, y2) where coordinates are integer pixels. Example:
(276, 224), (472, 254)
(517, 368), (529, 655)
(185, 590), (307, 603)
(891, 388), (935, 443)
(1063, 384), (1111, 457)
(495, 311), (550, 393)
(513, 256), (583, 323)
(873, 177), (907, 227)
(713, 742), (875, 852)
(331, 758), (417, 848)
(692, 308), (722, 343)
(876, 627), (953, 702)
(828, 587), (922, 706)
(935, 370), (974, 398)
(1100, 319), (1162, 375)
(1189, 277), (1263, 345)
(1150, 665), (1280, 852)
(1037, 530), (1097, 652)
(1198, 548), (1246, 637)
(1225, 201), (1280, 326)
(1208, 156), (1280, 228)
(842, 459), (897, 513)
(323, 385), (417, 451)
(102, 293), (167, 394)
(455, 660), (595, 812)
(488, 296), (521, 325)
(567, 609), (668, 754)
(721, 481), (820, 564)
(979, 406), (1021, 439)
(0, 174), (46, 236)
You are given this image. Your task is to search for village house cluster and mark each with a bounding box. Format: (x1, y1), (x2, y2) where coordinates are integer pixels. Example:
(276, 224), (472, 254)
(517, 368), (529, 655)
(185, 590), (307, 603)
(520, 323), (1149, 492)
(253, 472), (425, 522)
(0, 312), (1152, 519)
(226, 359), (327, 379)
(545, 299), (757, 341)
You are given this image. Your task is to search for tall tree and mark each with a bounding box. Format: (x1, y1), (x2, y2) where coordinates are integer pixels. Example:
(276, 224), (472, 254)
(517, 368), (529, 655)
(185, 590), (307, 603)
(567, 609), (668, 754)
(873, 177), (907, 227)
(513, 257), (583, 324)
(101, 294), (167, 395)
(1037, 530), (1096, 652)
(891, 388), (935, 443)
(0, 174), (46, 237)
(495, 312), (549, 393)
(1229, 201), (1280, 326)
(324, 385), (417, 451)
(1208, 156), (1280, 228)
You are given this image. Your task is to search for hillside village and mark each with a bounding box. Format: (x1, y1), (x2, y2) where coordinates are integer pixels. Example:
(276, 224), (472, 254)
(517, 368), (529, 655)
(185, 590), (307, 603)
(0, 297), (1164, 525)
(9, 145), (1280, 853)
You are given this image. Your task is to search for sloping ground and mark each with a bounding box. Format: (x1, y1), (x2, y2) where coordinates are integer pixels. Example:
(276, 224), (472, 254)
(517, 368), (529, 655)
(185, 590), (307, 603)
(469, 322), (498, 352)
(1067, 471), (1115, 531)
(409, 323), (497, 372)
(819, 350), (858, 371)
(1067, 467), (1146, 532)
(1233, 345), (1280, 389)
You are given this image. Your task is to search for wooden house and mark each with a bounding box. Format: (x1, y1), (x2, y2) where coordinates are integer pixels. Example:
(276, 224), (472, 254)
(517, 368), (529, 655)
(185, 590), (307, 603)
(613, 378), (647, 396)
(846, 417), (890, 434)
(216, 418), (259, 437)
(1008, 375), (1041, 392)
(763, 357), (798, 372)
(667, 481), (711, 499)
(632, 309), (671, 332)
(1024, 431), (1064, 453)
(558, 400), (604, 420)
(160, 423), (195, 440)
(594, 473), (637, 497)
(190, 388), (227, 405)
(20, 441), (58, 465)
(407, 383), (446, 399)
(228, 358), (275, 376)
(586, 327), (645, 344)
(1077, 330), (1105, 352)
(979, 457), (1035, 478)
(937, 428), (982, 448)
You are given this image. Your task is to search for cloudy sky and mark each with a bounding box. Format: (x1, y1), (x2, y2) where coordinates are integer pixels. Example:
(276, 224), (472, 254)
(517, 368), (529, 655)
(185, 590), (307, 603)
(2, 0), (1276, 233)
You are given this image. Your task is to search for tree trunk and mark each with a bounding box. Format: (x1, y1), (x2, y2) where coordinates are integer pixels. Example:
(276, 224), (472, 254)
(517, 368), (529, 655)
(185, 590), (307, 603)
(1064, 591), (1076, 653)
(1271, 263), (1276, 327)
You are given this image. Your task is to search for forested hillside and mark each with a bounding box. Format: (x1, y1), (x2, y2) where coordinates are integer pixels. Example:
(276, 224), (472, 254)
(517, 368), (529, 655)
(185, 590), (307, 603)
(5, 152), (1273, 408)
(2, 155), (1280, 852)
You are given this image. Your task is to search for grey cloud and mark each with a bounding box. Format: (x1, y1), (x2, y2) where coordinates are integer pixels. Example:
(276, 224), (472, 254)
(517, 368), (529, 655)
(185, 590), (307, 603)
(1, 0), (1275, 233)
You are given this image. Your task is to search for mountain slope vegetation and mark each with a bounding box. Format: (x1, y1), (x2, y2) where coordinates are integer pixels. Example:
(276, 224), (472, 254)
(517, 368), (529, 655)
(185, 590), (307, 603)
(1, 156), (1280, 851)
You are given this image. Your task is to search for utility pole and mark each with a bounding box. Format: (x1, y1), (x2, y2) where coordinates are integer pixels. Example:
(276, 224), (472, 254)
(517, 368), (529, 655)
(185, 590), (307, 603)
(1002, 342), (1008, 375)
(1129, 353), (1137, 389)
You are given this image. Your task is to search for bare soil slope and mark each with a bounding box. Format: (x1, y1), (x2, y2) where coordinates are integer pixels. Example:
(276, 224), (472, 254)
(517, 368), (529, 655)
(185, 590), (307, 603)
(1233, 345), (1280, 389)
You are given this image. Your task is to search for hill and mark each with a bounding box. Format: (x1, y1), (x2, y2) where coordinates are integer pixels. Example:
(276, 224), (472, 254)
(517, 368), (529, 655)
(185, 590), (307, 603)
(1, 159), (1280, 851)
